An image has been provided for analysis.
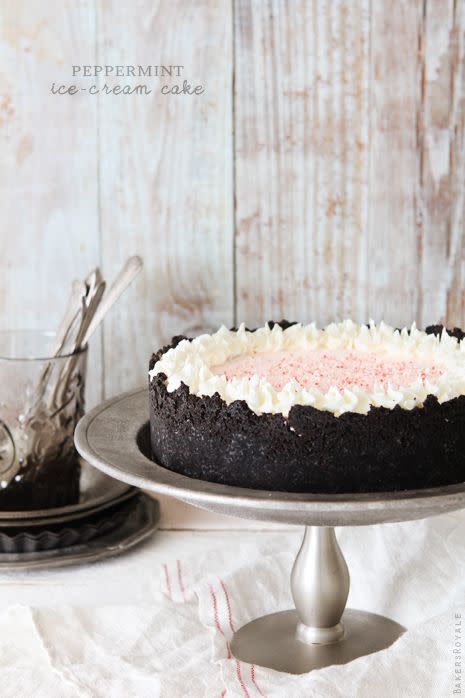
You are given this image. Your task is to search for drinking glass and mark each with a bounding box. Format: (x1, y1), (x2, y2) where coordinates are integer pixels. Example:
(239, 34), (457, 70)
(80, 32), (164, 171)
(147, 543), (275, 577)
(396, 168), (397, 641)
(0, 330), (87, 510)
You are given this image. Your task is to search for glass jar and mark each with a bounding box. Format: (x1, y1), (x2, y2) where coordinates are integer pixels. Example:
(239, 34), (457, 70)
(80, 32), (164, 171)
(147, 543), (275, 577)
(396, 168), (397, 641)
(0, 330), (87, 510)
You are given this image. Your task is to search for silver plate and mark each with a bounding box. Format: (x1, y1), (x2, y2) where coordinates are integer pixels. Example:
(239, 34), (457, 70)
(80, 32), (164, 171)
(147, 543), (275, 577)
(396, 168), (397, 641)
(75, 388), (465, 527)
(0, 494), (159, 570)
(0, 459), (134, 524)
(0, 489), (137, 528)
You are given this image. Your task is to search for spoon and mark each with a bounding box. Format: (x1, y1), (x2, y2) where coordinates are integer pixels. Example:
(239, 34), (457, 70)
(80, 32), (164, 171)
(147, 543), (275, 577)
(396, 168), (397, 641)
(81, 256), (142, 346)
(50, 278), (106, 409)
(48, 256), (142, 408)
(27, 279), (86, 415)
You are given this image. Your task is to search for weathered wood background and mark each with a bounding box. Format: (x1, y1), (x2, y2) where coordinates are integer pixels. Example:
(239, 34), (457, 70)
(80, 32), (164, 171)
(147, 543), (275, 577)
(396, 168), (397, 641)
(1, 1), (464, 526)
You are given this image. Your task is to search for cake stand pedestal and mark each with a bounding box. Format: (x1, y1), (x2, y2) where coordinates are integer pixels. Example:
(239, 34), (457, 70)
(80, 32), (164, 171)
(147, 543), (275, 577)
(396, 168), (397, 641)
(75, 388), (465, 675)
(230, 525), (404, 673)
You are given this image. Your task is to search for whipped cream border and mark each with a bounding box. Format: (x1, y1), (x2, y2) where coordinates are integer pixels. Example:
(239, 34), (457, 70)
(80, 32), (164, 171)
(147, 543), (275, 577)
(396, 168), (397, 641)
(149, 320), (465, 417)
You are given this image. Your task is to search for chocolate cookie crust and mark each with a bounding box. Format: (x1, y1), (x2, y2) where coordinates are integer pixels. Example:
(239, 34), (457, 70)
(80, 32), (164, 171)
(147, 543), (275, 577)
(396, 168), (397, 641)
(149, 323), (465, 493)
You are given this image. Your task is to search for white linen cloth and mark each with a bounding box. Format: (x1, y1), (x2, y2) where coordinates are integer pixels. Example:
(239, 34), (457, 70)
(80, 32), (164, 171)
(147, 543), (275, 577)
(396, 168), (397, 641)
(0, 511), (464, 697)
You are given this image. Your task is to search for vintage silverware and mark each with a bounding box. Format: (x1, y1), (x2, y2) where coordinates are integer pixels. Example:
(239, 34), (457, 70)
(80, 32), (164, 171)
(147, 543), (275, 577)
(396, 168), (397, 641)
(1, 257), (142, 489)
(82, 256), (143, 346)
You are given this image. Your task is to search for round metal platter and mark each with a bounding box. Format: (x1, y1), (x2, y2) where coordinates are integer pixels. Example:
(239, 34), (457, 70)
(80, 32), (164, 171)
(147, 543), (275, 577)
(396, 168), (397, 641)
(0, 459), (135, 524)
(75, 388), (465, 527)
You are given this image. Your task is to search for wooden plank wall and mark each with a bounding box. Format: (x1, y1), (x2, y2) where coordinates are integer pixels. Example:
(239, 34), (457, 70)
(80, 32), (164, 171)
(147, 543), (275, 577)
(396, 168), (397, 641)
(97, 0), (233, 397)
(0, 1), (103, 407)
(1, 0), (464, 527)
(235, 0), (371, 325)
(420, 0), (465, 327)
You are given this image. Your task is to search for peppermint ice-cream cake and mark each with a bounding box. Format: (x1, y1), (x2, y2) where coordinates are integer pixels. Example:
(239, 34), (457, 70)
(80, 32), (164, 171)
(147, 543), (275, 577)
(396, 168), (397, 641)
(148, 321), (465, 493)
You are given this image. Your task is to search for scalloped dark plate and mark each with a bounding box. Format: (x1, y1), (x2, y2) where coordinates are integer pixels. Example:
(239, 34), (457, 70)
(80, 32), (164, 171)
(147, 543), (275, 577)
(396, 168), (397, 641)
(0, 495), (138, 553)
(0, 494), (159, 568)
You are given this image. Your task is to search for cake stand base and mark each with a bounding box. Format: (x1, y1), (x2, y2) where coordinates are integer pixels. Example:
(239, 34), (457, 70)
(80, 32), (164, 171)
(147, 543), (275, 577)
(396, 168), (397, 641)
(231, 524), (406, 674)
(231, 608), (405, 674)
(75, 391), (465, 675)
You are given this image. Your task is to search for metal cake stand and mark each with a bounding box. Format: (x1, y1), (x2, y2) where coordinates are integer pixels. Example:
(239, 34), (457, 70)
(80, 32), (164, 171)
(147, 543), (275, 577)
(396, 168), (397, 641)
(75, 388), (465, 674)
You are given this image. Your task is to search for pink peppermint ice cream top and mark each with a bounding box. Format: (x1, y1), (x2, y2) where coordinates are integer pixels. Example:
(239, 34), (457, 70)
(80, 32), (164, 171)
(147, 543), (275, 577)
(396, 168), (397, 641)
(211, 348), (444, 393)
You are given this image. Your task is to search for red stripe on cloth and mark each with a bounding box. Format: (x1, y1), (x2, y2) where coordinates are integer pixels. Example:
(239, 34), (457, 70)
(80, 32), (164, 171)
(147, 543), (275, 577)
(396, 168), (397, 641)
(208, 584), (225, 636)
(219, 691), (227, 698)
(221, 579), (266, 698)
(176, 559), (186, 601)
(250, 664), (267, 697)
(209, 585), (232, 657)
(219, 578), (236, 633)
(162, 563), (172, 600)
(235, 660), (251, 698)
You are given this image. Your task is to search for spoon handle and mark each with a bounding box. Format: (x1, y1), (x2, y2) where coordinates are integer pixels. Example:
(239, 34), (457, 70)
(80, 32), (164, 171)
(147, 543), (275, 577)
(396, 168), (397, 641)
(27, 279), (86, 416)
(82, 255), (142, 345)
(50, 280), (106, 409)
(53, 279), (86, 355)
